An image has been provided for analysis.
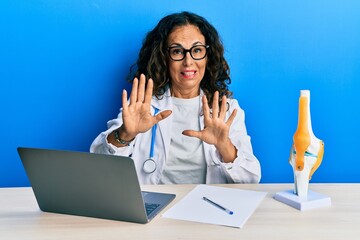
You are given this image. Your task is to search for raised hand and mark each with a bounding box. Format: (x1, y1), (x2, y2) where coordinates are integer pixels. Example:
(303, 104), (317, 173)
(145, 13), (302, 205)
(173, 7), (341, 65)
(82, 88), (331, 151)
(182, 91), (237, 162)
(119, 74), (172, 141)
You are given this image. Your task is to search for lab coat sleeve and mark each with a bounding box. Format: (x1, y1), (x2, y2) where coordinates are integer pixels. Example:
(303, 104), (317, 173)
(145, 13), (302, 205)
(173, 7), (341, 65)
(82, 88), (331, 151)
(218, 99), (261, 183)
(90, 109), (134, 156)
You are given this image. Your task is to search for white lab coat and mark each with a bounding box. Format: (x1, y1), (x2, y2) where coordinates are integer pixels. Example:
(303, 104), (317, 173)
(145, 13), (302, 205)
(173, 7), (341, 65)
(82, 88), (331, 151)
(90, 89), (261, 184)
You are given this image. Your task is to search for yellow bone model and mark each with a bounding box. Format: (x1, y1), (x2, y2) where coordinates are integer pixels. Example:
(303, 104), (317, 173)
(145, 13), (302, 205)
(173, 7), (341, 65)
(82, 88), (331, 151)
(289, 90), (324, 198)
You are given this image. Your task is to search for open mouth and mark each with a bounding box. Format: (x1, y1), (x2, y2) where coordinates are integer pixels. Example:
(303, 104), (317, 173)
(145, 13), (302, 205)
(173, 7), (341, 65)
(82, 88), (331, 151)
(181, 71), (196, 78)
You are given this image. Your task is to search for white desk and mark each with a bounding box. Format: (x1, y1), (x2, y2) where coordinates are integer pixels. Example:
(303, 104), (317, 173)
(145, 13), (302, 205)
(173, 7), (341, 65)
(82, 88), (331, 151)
(0, 184), (359, 240)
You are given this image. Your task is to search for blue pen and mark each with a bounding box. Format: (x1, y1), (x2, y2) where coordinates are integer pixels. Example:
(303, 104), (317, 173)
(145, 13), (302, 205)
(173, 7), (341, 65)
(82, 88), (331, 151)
(202, 197), (234, 215)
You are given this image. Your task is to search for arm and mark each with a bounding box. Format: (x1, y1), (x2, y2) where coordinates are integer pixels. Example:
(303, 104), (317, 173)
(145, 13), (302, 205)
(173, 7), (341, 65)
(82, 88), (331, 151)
(220, 99), (261, 183)
(90, 117), (134, 155)
(182, 91), (237, 163)
(182, 92), (260, 183)
(90, 74), (171, 154)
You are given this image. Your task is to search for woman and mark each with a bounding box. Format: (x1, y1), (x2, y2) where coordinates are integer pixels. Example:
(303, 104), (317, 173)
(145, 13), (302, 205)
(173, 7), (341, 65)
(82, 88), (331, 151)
(90, 11), (261, 184)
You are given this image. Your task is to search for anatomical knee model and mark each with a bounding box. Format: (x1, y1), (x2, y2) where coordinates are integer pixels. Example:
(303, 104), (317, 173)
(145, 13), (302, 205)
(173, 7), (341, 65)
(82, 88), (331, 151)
(289, 90), (324, 199)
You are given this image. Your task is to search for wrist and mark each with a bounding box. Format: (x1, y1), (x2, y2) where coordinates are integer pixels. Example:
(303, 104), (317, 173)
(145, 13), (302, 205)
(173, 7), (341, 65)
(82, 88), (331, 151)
(114, 129), (135, 146)
(215, 138), (237, 163)
(215, 137), (232, 150)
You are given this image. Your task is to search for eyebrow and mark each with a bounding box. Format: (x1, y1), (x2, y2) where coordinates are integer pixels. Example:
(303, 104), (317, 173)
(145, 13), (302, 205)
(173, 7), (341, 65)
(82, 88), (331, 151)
(168, 41), (205, 48)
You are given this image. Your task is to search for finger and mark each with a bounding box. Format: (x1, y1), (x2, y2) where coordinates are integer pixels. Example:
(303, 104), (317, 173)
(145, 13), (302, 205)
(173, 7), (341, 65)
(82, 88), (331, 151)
(129, 77), (139, 104)
(212, 91), (219, 118)
(182, 129), (202, 139)
(226, 109), (238, 126)
(144, 78), (153, 104)
(202, 95), (211, 119)
(219, 95), (227, 120)
(137, 74), (146, 102)
(122, 89), (129, 113)
(154, 110), (172, 123)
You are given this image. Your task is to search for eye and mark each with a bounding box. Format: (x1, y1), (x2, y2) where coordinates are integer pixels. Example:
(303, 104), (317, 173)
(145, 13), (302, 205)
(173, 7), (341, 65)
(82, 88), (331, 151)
(170, 48), (184, 55)
(192, 47), (203, 53)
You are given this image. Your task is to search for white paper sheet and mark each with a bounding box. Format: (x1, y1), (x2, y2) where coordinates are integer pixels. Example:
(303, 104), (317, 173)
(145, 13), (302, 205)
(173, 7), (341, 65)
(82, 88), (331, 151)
(162, 184), (267, 228)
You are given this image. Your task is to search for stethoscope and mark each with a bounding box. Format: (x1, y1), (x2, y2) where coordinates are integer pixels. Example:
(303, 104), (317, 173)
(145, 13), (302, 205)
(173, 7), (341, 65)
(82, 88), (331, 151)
(142, 97), (223, 173)
(142, 108), (159, 174)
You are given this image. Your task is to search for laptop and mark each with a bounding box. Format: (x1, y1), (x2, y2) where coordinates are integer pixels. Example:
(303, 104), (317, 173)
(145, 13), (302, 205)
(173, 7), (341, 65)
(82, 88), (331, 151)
(17, 147), (176, 223)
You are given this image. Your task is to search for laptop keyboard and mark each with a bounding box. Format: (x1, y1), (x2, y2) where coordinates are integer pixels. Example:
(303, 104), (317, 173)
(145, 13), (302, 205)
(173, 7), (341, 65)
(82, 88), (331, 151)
(145, 203), (160, 216)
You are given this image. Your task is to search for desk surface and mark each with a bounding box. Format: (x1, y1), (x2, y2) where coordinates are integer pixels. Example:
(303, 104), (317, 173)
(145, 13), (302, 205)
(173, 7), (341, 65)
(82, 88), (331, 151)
(0, 184), (359, 240)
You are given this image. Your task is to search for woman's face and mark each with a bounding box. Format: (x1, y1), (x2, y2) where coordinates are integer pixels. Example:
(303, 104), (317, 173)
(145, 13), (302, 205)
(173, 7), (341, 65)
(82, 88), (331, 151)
(167, 24), (207, 98)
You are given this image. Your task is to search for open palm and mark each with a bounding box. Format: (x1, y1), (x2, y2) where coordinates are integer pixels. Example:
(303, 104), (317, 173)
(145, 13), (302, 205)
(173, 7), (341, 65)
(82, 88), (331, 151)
(121, 74), (171, 139)
(182, 91), (237, 147)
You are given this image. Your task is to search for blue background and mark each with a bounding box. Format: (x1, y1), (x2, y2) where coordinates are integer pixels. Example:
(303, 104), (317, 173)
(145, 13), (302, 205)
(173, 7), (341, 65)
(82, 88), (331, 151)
(1, 1), (359, 187)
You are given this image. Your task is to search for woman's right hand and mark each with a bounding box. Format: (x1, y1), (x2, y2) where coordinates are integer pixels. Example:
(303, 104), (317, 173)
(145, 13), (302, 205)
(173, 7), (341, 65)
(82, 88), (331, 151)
(119, 74), (172, 141)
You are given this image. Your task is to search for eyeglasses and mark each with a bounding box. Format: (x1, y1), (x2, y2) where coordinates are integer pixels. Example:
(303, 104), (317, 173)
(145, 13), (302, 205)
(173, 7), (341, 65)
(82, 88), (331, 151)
(167, 45), (209, 61)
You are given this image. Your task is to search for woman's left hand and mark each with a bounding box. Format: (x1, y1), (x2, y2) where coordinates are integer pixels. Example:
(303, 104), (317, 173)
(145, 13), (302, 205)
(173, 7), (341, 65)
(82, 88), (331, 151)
(182, 91), (238, 162)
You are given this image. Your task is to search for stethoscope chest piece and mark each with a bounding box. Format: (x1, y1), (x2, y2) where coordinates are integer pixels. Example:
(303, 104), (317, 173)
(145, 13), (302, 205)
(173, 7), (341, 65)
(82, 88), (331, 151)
(143, 159), (157, 173)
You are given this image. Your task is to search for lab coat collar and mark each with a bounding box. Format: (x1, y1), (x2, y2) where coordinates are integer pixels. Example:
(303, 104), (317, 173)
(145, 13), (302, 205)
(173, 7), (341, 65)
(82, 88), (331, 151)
(151, 88), (172, 112)
(151, 87), (205, 112)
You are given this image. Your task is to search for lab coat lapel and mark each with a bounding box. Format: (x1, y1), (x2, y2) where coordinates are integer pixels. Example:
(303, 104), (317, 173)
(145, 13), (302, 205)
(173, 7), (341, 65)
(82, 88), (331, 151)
(198, 90), (212, 165)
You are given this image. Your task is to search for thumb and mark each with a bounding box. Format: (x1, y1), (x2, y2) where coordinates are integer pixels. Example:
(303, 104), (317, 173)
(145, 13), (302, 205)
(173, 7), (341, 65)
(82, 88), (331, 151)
(154, 110), (172, 123)
(182, 130), (202, 139)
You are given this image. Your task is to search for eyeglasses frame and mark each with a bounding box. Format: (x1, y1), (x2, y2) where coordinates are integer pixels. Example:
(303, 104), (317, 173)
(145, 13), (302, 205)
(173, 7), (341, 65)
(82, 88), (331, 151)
(167, 45), (210, 61)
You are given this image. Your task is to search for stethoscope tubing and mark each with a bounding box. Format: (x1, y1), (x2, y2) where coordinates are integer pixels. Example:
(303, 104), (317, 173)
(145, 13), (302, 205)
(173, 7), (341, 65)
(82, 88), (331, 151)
(143, 107), (159, 174)
(149, 108), (159, 159)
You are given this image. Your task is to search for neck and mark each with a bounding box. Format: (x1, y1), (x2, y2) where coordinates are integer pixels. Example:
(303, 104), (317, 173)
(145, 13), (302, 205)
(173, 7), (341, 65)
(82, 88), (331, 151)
(170, 87), (200, 99)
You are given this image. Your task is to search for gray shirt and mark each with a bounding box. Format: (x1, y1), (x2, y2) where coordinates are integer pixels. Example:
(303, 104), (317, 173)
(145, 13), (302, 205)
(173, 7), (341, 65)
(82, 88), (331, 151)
(159, 96), (206, 184)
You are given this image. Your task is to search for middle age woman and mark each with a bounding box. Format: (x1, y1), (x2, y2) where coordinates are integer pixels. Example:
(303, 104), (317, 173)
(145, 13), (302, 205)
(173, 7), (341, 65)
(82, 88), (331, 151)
(90, 11), (261, 185)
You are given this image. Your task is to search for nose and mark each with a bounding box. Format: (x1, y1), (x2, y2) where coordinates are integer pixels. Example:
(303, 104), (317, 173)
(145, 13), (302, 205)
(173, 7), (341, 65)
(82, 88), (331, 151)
(182, 51), (193, 66)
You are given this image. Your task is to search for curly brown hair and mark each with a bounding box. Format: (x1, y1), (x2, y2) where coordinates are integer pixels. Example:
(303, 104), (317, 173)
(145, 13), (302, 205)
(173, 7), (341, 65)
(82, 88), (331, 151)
(127, 11), (232, 106)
